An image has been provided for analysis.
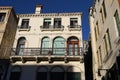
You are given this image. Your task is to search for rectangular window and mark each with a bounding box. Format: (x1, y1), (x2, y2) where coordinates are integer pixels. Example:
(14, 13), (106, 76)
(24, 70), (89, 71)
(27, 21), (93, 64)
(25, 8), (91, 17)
(97, 46), (102, 67)
(21, 19), (29, 28)
(96, 22), (99, 35)
(94, 27), (97, 41)
(100, 9), (104, 23)
(95, 22), (100, 41)
(103, 29), (112, 55)
(0, 13), (6, 22)
(70, 18), (78, 28)
(107, 29), (112, 49)
(54, 18), (61, 28)
(43, 18), (51, 28)
(102, 1), (107, 18)
(114, 10), (120, 36)
(103, 35), (108, 55)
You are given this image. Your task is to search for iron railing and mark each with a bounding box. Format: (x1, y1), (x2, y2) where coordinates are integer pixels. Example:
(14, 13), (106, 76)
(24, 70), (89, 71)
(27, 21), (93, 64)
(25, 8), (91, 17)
(40, 25), (64, 31)
(17, 26), (31, 31)
(68, 25), (81, 31)
(11, 48), (83, 56)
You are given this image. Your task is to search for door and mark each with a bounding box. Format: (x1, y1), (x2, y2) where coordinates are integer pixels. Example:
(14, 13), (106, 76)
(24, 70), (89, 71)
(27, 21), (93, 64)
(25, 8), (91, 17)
(53, 37), (65, 55)
(16, 37), (26, 55)
(41, 37), (50, 55)
(17, 44), (25, 55)
(67, 41), (79, 55)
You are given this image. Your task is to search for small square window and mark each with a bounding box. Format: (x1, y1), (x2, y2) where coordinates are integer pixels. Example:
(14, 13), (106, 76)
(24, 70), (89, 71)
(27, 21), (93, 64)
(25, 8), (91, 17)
(43, 18), (51, 28)
(54, 18), (61, 28)
(21, 19), (29, 28)
(0, 13), (6, 22)
(70, 18), (78, 28)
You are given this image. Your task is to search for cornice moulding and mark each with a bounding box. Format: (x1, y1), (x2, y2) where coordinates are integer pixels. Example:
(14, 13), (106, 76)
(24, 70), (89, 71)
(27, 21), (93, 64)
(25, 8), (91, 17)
(17, 12), (82, 17)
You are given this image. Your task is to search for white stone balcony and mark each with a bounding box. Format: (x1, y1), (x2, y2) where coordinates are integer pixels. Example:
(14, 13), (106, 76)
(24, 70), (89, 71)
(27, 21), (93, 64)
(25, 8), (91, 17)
(17, 25), (31, 31)
(68, 25), (81, 31)
(40, 25), (64, 31)
(10, 48), (84, 63)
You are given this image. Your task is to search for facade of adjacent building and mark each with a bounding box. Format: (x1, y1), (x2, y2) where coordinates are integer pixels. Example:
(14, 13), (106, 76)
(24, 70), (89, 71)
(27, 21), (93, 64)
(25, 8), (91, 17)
(0, 7), (17, 80)
(6, 5), (85, 80)
(89, 0), (120, 80)
(84, 36), (93, 80)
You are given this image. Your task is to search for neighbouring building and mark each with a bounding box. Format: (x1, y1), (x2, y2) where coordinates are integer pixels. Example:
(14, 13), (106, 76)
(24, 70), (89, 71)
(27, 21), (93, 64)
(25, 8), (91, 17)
(89, 0), (120, 80)
(84, 36), (93, 80)
(6, 5), (85, 80)
(0, 7), (18, 80)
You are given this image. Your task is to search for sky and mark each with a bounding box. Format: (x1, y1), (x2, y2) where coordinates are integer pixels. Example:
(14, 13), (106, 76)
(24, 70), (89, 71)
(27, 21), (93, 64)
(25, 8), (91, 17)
(0, 0), (93, 40)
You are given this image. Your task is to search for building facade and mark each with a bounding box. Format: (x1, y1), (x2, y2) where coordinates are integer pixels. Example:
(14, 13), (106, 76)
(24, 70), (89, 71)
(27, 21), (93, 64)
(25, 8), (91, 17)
(0, 7), (17, 80)
(6, 5), (85, 80)
(0, 6), (17, 58)
(89, 0), (120, 80)
(84, 37), (93, 80)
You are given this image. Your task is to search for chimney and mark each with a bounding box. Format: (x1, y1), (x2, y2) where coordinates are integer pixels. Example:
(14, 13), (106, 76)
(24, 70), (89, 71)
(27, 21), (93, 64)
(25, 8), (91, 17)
(35, 5), (42, 14)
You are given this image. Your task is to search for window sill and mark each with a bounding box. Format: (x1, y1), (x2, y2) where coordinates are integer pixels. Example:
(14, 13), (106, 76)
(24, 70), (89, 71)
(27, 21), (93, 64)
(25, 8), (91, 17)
(18, 26), (31, 31)
(68, 28), (81, 31)
(103, 49), (113, 63)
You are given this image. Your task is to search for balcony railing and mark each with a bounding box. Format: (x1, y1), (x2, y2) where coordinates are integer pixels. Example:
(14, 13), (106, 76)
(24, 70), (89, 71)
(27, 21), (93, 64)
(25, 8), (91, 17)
(11, 48), (83, 56)
(40, 25), (64, 31)
(68, 25), (81, 31)
(18, 25), (31, 31)
(10, 47), (84, 63)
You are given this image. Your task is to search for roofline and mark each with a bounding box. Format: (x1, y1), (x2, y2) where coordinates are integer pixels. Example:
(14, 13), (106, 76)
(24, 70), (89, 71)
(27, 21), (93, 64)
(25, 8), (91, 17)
(17, 12), (83, 17)
(0, 6), (13, 9)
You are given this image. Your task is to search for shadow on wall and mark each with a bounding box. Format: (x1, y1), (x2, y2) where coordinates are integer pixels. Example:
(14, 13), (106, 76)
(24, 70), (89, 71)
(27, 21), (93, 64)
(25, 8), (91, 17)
(6, 64), (82, 80)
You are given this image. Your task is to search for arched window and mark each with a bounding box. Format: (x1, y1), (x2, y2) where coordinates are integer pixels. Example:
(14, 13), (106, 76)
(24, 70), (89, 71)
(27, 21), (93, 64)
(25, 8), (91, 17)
(50, 66), (65, 80)
(16, 37), (26, 55)
(36, 66), (48, 80)
(10, 66), (21, 80)
(53, 37), (65, 55)
(67, 36), (80, 55)
(41, 37), (50, 55)
(67, 66), (81, 80)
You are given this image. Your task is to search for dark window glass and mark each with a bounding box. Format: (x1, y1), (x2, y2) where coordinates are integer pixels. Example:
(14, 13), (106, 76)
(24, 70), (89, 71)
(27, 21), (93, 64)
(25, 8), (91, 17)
(36, 72), (47, 80)
(107, 30), (112, 49)
(102, 1), (107, 18)
(114, 10), (120, 36)
(10, 72), (21, 80)
(51, 72), (64, 80)
(54, 18), (61, 28)
(43, 18), (51, 28)
(21, 19), (29, 28)
(0, 13), (6, 22)
(16, 37), (26, 55)
(67, 72), (81, 80)
(100, 9), (104, 23)
(70, 18), (78, 28)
